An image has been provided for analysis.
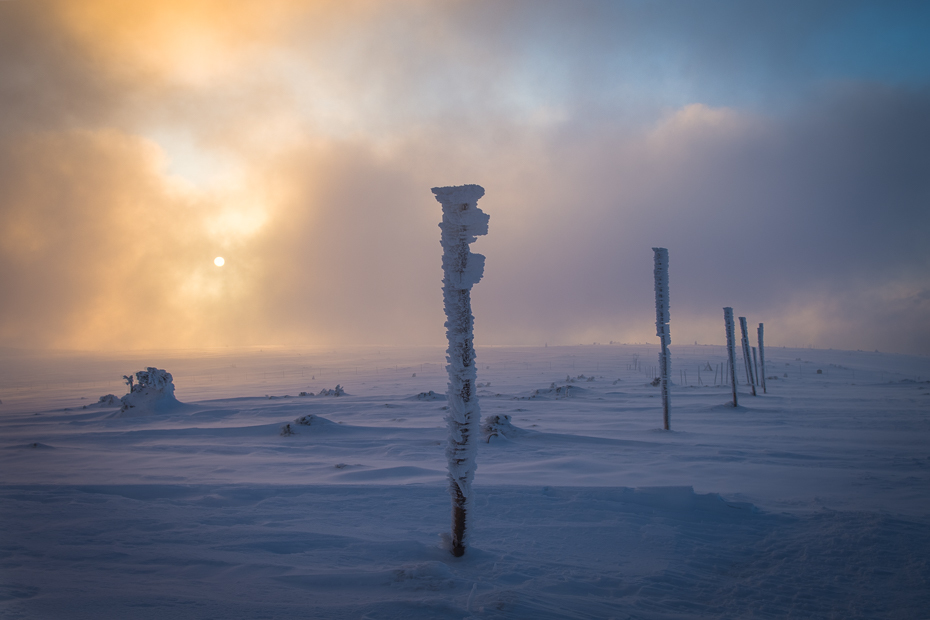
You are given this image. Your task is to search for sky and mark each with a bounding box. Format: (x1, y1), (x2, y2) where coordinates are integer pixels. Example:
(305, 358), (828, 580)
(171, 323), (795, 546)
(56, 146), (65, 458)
(1, 0), (929, 354)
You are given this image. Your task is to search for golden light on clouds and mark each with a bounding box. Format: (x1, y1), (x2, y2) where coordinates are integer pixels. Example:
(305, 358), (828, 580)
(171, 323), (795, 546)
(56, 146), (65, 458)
(53, 0), (289, 84)
(2, 0), (928, 354)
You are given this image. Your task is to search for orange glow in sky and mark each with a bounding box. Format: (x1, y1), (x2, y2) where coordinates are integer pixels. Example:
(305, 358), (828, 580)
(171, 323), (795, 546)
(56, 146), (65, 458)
(1, 1), (929, 353)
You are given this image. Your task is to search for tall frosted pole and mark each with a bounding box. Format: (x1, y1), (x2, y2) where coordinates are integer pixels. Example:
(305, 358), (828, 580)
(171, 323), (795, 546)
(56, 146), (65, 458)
(434, 184), (489, 558)
(724, 308), (738, 407)
(739, 316), (757, 396)
(653, 247), (671, 430)
(757, 323), (767, 394)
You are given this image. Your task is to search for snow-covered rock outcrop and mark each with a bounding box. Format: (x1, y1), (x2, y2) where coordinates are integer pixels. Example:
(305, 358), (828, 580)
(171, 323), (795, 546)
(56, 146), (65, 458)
(115, 367), (182, 417)
(481, 414), (527, 442)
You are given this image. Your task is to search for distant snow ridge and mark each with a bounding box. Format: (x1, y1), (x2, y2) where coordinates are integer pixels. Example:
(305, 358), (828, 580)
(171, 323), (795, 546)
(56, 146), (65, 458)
(415, 391), (444, 401)
(116, 368), (181, 416)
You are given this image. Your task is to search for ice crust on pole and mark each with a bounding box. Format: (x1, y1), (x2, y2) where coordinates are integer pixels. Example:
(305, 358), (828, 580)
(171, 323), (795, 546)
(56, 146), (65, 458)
(433, 183), (489, 558)
(739, 317), (757, 396)
(653, 247), (671, 430)
(724, 308), (738, 407)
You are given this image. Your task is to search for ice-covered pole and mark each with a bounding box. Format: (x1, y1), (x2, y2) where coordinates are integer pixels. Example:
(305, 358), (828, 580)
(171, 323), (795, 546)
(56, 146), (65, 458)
(653, 247), (671, 430)
(433, 184), (489, 558)
(724, 308), (738, 407)
(757, 323), (767, 394)
(739, 317), (757, 396)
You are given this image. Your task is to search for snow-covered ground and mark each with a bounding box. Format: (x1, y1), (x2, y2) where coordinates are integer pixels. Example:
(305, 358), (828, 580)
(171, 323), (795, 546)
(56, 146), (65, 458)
(2, 344), (929, 618)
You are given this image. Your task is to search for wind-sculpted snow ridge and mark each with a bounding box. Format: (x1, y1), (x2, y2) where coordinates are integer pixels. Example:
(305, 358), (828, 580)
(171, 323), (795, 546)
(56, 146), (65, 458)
(294, 413), (338, 427)
(434, 183), (489, 557)
(113, 367), (182, 417)
(3, 483), (929, 619)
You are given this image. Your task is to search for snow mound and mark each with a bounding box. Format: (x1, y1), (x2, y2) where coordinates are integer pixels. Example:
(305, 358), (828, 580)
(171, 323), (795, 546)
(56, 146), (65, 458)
(413, 390), (444, 401)
(317, 385), (347, 396)
(96, 394), (120, 407)
(294, 413), (338, 427)
(516, 384), (583, 400)
(481, 414), (528, 441)
(114, 368), (182, 417)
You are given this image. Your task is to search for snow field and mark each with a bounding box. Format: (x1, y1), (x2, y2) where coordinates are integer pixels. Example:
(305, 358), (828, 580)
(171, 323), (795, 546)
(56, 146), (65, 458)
(1, 344), (929, 618)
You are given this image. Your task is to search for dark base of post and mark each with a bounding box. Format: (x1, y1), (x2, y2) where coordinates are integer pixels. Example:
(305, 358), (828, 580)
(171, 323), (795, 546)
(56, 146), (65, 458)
(451, 487), (466, 557)
(661, 339), (669, 430)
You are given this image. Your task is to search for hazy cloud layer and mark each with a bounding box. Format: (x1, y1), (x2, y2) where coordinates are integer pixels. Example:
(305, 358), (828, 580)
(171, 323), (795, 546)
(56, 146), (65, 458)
(1, 1), (928, 354)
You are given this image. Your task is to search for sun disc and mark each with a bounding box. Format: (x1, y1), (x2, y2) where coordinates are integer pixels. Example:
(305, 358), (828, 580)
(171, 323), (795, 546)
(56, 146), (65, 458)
(214, 256), (225, 267)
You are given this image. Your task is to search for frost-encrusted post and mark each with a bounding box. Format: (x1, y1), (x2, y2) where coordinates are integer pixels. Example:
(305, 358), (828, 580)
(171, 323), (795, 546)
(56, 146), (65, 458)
(739, 317), (757, 396)
(653, 247), (671, 430)
(434, 184), (489, 558)
(724, 308), (738, 407)
(757, 323), (767, 394)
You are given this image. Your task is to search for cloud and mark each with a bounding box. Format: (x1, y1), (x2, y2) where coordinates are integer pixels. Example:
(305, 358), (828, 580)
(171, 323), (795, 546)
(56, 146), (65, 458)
(0, 1), (928, 354)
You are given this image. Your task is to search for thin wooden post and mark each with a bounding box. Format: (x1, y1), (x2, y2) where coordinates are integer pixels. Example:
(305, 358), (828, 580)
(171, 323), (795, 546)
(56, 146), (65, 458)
(739, 316), (757, 396)
(653, 247), (671, 430)
(757, 323), (767, 394)
(724, 308), (738, 406)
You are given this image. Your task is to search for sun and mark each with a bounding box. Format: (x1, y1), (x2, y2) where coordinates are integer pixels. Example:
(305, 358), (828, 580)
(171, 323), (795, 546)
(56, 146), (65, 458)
(214, 256), (225, 267)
